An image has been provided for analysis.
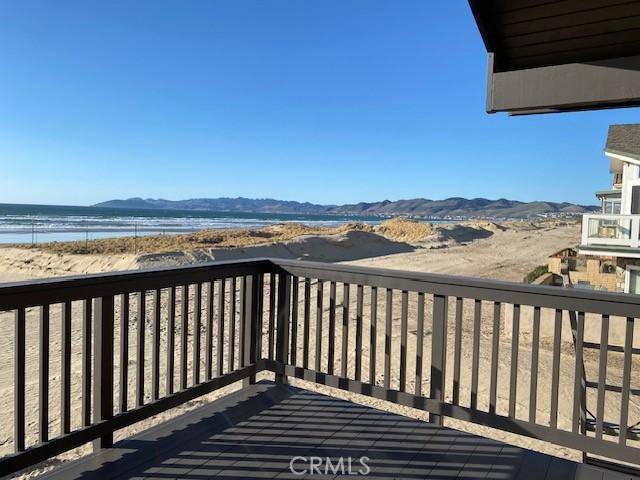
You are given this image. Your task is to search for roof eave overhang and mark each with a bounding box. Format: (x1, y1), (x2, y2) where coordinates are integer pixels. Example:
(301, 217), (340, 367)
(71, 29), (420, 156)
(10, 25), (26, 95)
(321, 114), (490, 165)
(605, 150), (640, 169)
(486, 55), (640, 116)
(605, 149), (640, 164)
(595, 190), (622, 199)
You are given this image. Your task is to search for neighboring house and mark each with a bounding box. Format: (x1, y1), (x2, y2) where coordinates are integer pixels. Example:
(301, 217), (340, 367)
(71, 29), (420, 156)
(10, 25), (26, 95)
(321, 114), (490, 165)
(578, 124), (640, 293)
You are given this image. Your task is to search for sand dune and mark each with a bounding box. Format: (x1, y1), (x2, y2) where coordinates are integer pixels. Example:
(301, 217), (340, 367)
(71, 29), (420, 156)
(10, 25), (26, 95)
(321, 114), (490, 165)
(0, 247), (137, 283)
(138, 230), (417, 268)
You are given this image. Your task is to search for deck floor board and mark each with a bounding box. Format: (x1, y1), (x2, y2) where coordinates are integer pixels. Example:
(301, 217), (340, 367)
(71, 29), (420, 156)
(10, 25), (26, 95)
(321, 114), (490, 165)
(37, 381), (637, 480)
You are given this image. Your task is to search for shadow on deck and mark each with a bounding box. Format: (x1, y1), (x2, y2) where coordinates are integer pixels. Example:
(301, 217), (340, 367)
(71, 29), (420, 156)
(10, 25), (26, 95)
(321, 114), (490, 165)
(41, 381), (629, 480)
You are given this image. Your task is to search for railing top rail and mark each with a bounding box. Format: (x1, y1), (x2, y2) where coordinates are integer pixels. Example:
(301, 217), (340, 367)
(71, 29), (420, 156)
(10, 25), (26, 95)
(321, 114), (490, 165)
(271, 258), (640, 317)
(2, 255), (639, 316)
(0, 258), (273, 311)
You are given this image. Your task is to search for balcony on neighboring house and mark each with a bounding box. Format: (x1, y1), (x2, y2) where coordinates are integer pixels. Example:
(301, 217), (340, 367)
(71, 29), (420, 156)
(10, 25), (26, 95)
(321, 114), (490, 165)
(614, 173), (624, 188)
(580, 214), (640, 255)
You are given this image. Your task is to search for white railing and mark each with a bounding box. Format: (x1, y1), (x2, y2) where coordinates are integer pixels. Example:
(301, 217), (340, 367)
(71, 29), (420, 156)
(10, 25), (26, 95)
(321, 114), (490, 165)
(581, 214), (640, 249)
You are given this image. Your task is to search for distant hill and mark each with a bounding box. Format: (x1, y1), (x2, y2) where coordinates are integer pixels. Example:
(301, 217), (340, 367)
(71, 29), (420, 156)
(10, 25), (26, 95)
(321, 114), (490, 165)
(94, 196), (598, 219)
(95, 197), (332, 214)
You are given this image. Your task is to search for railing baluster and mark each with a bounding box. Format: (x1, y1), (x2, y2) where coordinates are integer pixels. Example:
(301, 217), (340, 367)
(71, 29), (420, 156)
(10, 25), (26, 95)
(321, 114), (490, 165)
(228, 278), (236, 373)
(39, 305), (50, 443)
(315, 280), (324, 372)
(14, 308), (25, 453)
(595, 314), (609, 439)
(61, 300), (71, 435)
(193, 282), (202, 383)
(256, 275), (264, 363)
(550, 309), (563, 429)
(369, 286), (378, 385)
(303, 278), (311, 369)
(268, 273), (276, 360)
(166, 287), (175, 395)
(509, 303), (520, 418)
(341, 283), (350, 378)
(452, 297), (463, 405)
(399, 290), (408, 392)
(151, 289), (161, 400)
(275, 273), (291, 383)
(239, 277), (246, 367)
(216, 279), (225, 377)
(571, 311), (585, 434)
(489, 302), (501, 415)
(243, 274), (262, 386)
(529, 306), (541, 423)
(384, 288), (393, 390)
(430, 294), (448, 426)
(180, 285), (188, 389)
(137, 291), (146, 406)
(327, 281), (336, 375)
(619, 317), (635, 445)
(82, 299), (92, 426)
(205, 282), (214, 380)
(471, 300), (481, 409)
(93, 296), (114, 450)
(120, 294), (129, 413)
(290, 277), (299, 366)
(415, 292), (425, 397)
(355, 285), (364, 382)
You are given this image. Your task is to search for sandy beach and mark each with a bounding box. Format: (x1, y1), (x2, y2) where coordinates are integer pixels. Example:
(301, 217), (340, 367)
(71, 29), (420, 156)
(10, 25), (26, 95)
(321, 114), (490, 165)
(1, 218), (637, 477)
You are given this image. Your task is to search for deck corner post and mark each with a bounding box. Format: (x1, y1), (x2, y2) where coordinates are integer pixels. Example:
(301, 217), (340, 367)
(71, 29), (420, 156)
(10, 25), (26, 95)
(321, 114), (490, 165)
(275, 272), (292, 384)
(93, 296), (114, 450)
(430, 294), (448, 426)
(243, 274), (263, 387)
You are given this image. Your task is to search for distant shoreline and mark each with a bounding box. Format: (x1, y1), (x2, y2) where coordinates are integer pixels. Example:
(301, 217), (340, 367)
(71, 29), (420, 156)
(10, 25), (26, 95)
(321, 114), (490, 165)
(0, 203), (392, 245)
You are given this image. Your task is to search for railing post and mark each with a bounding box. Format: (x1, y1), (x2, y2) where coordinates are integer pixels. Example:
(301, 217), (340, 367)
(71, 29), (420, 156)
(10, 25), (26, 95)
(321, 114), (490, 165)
(93, 296), (114, 450)
(14, 308), (25, 453)
(581, 215), (589, 245)
(275, 272), (291, 384)
(430, 294), (448, 426)
(631, 216), (640, 248)
(243, 274), (263, 387)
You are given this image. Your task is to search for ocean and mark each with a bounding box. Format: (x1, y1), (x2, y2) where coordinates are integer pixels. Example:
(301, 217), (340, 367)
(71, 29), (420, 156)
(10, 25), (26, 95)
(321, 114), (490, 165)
(0, 203), (388, 245)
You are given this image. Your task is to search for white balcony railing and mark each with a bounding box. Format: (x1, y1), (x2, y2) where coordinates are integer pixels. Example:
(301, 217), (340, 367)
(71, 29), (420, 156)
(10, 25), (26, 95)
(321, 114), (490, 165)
(581, 214), (640, 249)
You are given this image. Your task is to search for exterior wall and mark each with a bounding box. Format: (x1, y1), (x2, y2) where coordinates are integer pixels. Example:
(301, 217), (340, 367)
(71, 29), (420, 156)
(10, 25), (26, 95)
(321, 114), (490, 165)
(532, 272), (559, 285)
(568, 268), (617, 292)
(548, 257), (563, 275)
(548, 257), (617, 291)
(619, 160), (640, 214)
(615, 257), (640, 292)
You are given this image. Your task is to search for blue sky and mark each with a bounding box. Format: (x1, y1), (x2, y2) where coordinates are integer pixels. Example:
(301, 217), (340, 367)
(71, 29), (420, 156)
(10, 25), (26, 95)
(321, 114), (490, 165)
(1, 1), (638, 207)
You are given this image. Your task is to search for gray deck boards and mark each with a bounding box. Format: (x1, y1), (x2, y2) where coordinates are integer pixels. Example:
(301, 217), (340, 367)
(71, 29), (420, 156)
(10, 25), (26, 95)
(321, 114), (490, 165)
(38, 381), (636, 480)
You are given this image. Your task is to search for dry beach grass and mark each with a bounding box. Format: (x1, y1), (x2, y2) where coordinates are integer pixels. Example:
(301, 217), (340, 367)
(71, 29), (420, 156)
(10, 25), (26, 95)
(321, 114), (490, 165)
(27, 222), (376, 255)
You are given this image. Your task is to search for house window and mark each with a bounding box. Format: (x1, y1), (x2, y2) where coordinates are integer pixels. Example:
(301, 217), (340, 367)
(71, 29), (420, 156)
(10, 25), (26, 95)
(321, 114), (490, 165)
(602, 198), (621, 214)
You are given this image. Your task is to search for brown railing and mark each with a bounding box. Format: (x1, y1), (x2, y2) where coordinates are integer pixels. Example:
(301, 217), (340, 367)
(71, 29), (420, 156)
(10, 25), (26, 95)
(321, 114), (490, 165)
(0, 258), (638, 476)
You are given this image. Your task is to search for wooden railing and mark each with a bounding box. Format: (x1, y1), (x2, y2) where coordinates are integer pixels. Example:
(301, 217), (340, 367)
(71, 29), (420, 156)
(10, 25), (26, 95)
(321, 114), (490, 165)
(0, 258), (638, 476)
(0, 259), (272, 476)
(271, 259), (640, 471)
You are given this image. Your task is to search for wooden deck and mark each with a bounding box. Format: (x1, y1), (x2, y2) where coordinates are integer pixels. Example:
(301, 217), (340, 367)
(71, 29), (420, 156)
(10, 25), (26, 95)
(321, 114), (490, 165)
(39, 381), (635, 480)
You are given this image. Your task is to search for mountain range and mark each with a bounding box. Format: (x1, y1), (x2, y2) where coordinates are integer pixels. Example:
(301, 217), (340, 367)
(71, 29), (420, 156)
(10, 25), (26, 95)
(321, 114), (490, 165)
(94, 197), (598, 219)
